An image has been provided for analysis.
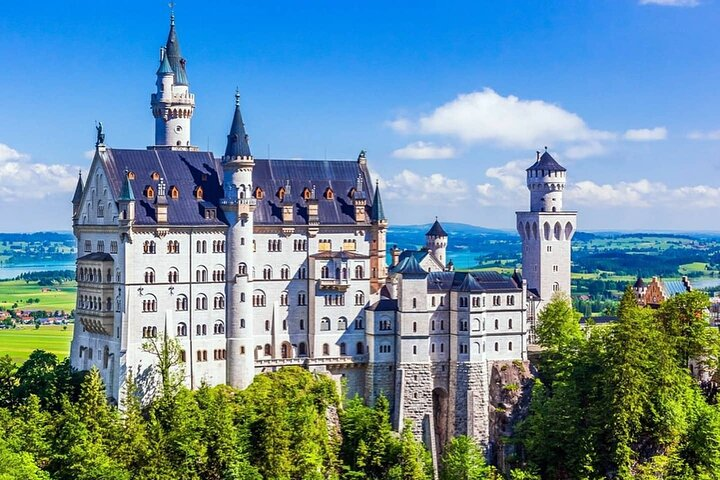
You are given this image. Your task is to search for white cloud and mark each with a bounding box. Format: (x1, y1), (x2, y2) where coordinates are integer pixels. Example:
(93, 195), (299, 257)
(0, 143), (81, 201)
(566, 179), (720, 208)
(392, 141), (456, 160)
(485, 160), (526, 191)
(687, 130), (720, 140)
(563, 141), (607, 159)
(84, 149), (96, 160)
(639, 0), (699, 6)
(623, 127), (668, 141)
(377, 169), (468, 204)
(389, 88), (613, 157)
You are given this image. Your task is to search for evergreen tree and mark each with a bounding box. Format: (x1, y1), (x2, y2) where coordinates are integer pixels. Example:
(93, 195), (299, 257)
(440, 435), (496, 480)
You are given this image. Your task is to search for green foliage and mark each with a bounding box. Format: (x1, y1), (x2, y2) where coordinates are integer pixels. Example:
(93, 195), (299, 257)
(517, 291), (720, 479)
(439, 435), (496, 480)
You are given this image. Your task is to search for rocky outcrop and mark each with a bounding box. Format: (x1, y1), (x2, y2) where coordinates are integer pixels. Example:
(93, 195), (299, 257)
(487, 360), (535, 472)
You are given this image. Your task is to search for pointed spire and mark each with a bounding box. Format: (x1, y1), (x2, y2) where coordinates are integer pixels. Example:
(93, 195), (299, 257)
(156, 49), (173, 76)
(426, 218), (448, 237)
(371, 180), (386, 222)
(164, 9), (188, 85)
(224, 91), (252, 159)
(72, 171), (84, 205)
(119, 170), (135, 201)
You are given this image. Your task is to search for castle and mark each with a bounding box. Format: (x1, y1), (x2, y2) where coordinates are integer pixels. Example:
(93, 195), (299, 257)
(69, 12), (576, 454)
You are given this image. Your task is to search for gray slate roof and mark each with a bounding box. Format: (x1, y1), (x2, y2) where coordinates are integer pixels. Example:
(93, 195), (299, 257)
(426, 219), (448, 237)
(100, 148), (378, 227)
(427, 271), (520, 293)
(526, 151), (566, 172)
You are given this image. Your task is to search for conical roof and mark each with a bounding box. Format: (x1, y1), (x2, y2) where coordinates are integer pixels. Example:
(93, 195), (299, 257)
(633, 276), (645, 289)
(72, 172), (84, 204)
(527, 150), (566, 172)
(426, 219), (448, 237)
(165, 14), (188, 85)
(224, 93), (252, 158)
(156, 53), (173, 76)
(395, 255), (428, 279)
(119, 173), (135, 201)
(371, 182), (385, 222)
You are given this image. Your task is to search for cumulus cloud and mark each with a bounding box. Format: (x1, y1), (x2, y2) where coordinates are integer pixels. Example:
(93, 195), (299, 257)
(639, 0), (699, 6)
(485, 160), (526, 191)
(687, 130), (720, 140)
(392, 141), (456, 160)
(375, 169), (468, 204)
(0, 143), (81, 201)
(566, 179), (720, 208)
(624, 127), (668, 141)
(388, 88), (613, 158)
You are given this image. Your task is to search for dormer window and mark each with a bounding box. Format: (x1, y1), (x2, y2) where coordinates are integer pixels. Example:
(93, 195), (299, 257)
(150, 171), (160, 181)
(254, 187), (264, 199)
(277, 186), (286, 201)
(169, 186), (179, 199)
(301, 187), (312, 200)
(127, 171), (136, 180)
(194, 186), (204, 200)
(348, 187), (356, 198)
(205, 208), (216, 219)
(324, 187), (334, 200)
(144, 186), (155, 199)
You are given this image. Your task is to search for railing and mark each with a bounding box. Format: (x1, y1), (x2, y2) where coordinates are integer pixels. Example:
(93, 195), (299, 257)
(318, 278), (350, 291)
(255, 354), (368, 367)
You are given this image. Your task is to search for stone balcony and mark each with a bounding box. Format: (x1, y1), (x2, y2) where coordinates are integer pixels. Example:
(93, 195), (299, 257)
(255, 354), (368, 368)
(317, 278), (350, 291)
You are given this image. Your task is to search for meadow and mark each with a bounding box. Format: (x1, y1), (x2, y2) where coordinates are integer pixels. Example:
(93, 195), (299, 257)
(0, 324), (74, 363)
(0, 279), (77, 313)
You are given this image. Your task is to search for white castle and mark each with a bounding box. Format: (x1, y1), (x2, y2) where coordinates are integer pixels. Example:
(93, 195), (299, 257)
(69, 13), (576, 455)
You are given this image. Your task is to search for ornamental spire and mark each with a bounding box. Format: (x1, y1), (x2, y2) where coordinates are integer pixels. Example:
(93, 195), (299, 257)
(224, 91), (252, 159)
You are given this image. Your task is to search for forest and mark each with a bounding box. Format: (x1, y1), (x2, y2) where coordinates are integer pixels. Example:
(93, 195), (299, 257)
(1, 291), (719, 479)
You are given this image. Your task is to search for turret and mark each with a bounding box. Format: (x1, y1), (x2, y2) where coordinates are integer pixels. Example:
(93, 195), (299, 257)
(220, 91), (256, 389)
(71, 171), (84, 221)
(526, 148), (566, 213)
(353, 174), (367, 223)
(370, 179), (388, 293)
(150, 11), (196, 150)
(118, 171), (135, 223)
(155, 178), (168, 224)
(282, 180), (294, 223)
(425, 218), (448, 267)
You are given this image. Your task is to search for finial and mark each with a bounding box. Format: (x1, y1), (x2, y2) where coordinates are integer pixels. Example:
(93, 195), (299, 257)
(78, 169), (82, 179)
(169, 1), (175, 25)
(235, 88), (240, 107)
(536, 150), (540, 161)
(311, 184), (316, 199)
(544, 146), (548, 152)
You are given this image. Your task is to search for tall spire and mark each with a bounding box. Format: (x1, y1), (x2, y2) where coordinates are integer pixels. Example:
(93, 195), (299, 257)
(164, 8), (188, 85)
(72, 171), (84, 205)
(224, 90), (252, 158)
(371, 180), (385, 222)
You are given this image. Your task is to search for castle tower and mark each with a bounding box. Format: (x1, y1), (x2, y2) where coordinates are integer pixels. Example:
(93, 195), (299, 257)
(516, 149), (576, 310)
(150, 12), (196, 150)
(370, 179), (388, 294)
(220, 91), (256, 389)
(425, 218), (448, 268)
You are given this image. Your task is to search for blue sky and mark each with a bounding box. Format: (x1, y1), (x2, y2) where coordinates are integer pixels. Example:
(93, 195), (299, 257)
(1, 0), (719, 231)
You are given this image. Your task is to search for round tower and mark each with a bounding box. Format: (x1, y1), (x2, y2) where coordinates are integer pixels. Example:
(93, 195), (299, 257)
(425, 218), (448, 267)
(150, 13), (196, 150)
(220, 91), (256, 389)
(527, 148), (566, 212)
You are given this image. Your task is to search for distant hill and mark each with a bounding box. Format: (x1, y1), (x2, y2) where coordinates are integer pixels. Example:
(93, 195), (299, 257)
(393, 222), (515, 237)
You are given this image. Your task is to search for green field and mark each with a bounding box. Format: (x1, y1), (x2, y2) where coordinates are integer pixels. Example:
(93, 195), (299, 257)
(679, 262), (708, 274)
(0, 280), (77, 313)
(0, 324), (74, 363)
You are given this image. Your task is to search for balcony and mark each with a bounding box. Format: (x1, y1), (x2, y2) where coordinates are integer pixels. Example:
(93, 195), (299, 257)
(318, 278), (350, 291)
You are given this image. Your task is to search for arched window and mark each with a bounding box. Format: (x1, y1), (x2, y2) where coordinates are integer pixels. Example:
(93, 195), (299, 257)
(280, 265), (290, 280)
(494, 342), (499, 352)
(176, 295), (188, 311)
(238, 263), (247, 275)
(355, 265), (364, 279)
(263, 266), (272, 280)
(298, 342), (307, 356)
(495, 319), (499, 330)
(264, 344), (272, 357)
(356, 342), (364, 355)
(322, 343), (330, 356)
(508, 318), (513, 329)
(196, 267), (208, 283)
(280, 292), (288, 306)
(252, 290), (266, 307)
(196, 294), (208, 310)
(320, 317), (331, 331)
(240, 318), (246, 328)
(321, 266), (329, 278)
(177, 322), (187, 337)
(340, 342), (346, 355)
(508, 341), (513, 351)
(281, 343), (291, 359)
(297, 291), (307, 306)
(214, 321), (225, 335)
(553, 282), (560, 292)
(167, 268), (179, 283)
(337, 317), (347, 330)
(355, 291), (365, 306)
(144, 268), (155, 284)
(214, 294), (225, 309)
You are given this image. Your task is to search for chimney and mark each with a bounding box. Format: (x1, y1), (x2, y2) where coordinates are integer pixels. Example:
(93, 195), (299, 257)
(155, 178), (168, 224)
(306, 185), (319, 225)
(282, 180), (294, 223)
(391, 245), (401, 267)
(353, 173), (367, 223)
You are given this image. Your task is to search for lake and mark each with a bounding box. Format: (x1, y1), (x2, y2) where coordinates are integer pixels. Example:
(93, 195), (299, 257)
(0, 262), (75, 280)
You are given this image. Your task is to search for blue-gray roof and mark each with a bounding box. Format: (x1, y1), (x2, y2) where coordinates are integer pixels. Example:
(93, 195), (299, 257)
(165, 17), (188, 85)
(426, 219), (448, 237)
(427, 271), (520, 293)
(371, 182), (385, 222)
(224, 95), (251, 158)
(662, 280), (691, 297)
(101, 148), (225, 226)
(157, 54), (174, 76)
(72, 172), (84, 204)
(527, 151), (566, 172)
(394, 255), (428, 279)
(100, 148), (379, 227)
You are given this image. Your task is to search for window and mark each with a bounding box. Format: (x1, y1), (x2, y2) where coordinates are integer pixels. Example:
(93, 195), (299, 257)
(320, 317), (331, 331)
(412, 298), (417, 309)
(379, 344), (391, 353)
(176, 295), (188, 311)
(238, 263), (247, 275)
(413, 322), (417, 333)
(293, 239), (307, 251)
(552, 265), (559, 272)
(169, 185), (179, 199)
(324, 187), (334, 200)
(196, 294), (208, 310)
(197, 350), (208, 362)
(553, 282), (560, 292)
(340, 343), (346, 355)
(460, 344), (468, 354)
(97, 241), (104, 252)
(323, 343), (330, 356)
(493, 295), (501, 306)
(214, 294), (225, 309)
(431, 296), (436, 307)
(337, 317), (347, 330)
(298, 342), (307, 356)
(212, 269), (225, 282)
(354, 291), (365, 306)
(268, 239), (282, 252)
(507, 295), (515, 306)
(143, 241), (156, 254)
(280, 266), (290, 280)
(196, 267), (208, 282)
(177, 323), (187, 336)
(264, 344), (272, 356)
(355, 317), (364, 330)
(109, 240), (118, 254)
(262, 266), (272, 280)
(299, 319), (305, 330)
(494, 342), (499, 352)
(547, 246), (552, 252)
(281, 343), (291, 359)
(508, 319), (513, 329)
(318, 239), (332, 251)
(282, 319), (287, 331)
(508, 341), (513, 351)
(144, 269), (155, 284)
(214, 321), (225, 335)
(297, 292), (307, 306)
(168, 268), (179, 283)
(142, 326), (158, 338)
(460, 320), (468, 331)
(252, 291), (265, 307)
(196, 240), (207, 254)
(144, 186), (155, 199)
(196, 324), (207, 336)
(354, 265), (364, 279)
(265, 320), (270, 331)
(412, 345), (417, 355)
(321, 265), (330, 278)
(356, 342), (364, 355)
(194, 186), (204, 200)
(495, 319), (499, 330)
(378, 318), (392, 331)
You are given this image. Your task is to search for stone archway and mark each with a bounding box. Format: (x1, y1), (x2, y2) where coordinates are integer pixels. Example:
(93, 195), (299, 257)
(433, 387), (449, 450)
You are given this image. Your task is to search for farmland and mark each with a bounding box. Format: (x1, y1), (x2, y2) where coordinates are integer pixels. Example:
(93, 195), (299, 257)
(0, 279), (77, 313)
(0, 324), (73, 363)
